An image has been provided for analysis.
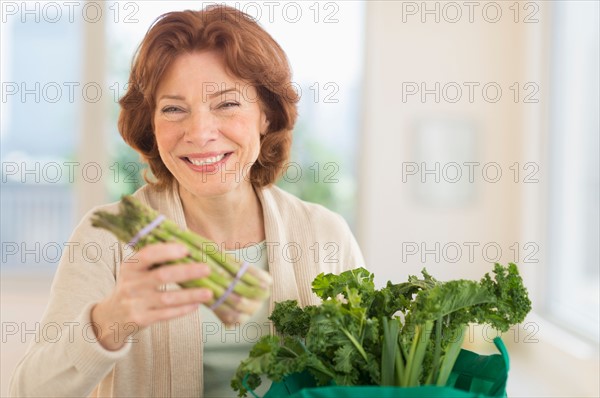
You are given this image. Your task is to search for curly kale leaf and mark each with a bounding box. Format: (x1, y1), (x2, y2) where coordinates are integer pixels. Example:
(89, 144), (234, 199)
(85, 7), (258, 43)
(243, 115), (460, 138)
(470, 262), (533, 331)
(269, 300), (316, 338)
(406, 263), (532, 333)
(304, 291), (381, 386)
(231, 335), (332, 397)
(312, 267), (375, 302)
(369, 269), (439, 318)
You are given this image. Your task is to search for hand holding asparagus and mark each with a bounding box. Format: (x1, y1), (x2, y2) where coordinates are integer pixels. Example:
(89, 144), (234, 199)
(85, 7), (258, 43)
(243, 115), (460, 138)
(90, 196), (273, 327)
(91, 242), (213, 351)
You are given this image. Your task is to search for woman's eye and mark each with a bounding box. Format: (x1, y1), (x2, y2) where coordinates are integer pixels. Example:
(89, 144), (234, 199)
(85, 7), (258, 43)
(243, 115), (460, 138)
(162, 106), (183, 114)
(160, 106), (187, 121)
(160, 106), (188, 121)
(219, 102), (240, 109)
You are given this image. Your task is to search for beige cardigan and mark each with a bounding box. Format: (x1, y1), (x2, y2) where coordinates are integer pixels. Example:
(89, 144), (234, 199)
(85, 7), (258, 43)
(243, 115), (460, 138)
(9, 182), (365, 397)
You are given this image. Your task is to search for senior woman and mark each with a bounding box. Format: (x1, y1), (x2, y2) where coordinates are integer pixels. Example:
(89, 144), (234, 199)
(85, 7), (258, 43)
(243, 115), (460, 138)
(9, 5), (364, 397)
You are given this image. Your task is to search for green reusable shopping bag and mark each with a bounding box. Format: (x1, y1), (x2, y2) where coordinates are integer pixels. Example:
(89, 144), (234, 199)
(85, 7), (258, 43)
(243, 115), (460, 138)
(244, 337), (509, 398)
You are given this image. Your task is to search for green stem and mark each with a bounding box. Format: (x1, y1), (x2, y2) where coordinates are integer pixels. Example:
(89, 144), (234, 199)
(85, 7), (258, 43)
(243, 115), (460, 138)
(436, 326), (466, 386)
(403, 321), (433, 387)
(401, 325), (420, 386)
(430, 315), (443, 384)
(395, 343), (405, 386)
(381, 317), (399, 386)
(340, 328), (368, 363)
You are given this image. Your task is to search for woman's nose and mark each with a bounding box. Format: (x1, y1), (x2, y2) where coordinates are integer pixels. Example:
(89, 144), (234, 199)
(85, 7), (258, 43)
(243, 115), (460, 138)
(183, 109), (218, 146)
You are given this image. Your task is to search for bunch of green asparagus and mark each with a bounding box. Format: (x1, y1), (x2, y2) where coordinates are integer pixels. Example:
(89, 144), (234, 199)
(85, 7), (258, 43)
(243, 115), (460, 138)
(90, 195), (272, 325)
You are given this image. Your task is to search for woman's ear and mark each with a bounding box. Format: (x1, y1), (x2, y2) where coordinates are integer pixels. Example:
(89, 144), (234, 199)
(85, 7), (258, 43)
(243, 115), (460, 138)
(260, 112), (270, 135)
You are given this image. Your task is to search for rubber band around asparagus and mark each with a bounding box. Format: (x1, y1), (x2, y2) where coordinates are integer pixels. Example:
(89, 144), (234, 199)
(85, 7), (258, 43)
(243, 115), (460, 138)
(128, 215), (166, 246)
(210, 261), (251, 310)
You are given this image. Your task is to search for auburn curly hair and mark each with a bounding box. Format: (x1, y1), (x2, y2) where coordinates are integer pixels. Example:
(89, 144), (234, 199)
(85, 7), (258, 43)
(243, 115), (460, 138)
(118, 5), (299, 190)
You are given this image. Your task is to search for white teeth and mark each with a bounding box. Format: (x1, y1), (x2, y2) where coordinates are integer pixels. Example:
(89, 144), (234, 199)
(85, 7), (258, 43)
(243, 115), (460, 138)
(188, 153), (226, 166)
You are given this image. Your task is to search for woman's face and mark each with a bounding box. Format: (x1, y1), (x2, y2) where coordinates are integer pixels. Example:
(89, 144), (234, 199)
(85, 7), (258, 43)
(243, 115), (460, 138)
(153, 50), (269, 198)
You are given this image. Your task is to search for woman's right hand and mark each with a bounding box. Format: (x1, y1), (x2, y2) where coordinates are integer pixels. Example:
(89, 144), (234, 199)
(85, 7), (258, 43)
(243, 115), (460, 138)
(91, 242), (213, 351)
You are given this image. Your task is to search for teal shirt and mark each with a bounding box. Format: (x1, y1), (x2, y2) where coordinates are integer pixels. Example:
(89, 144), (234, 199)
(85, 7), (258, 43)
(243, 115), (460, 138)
(200, 241), (272, 397)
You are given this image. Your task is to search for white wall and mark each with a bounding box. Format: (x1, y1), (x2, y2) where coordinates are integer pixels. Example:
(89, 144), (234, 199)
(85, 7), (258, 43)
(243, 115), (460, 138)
(358, 1), (530, 283)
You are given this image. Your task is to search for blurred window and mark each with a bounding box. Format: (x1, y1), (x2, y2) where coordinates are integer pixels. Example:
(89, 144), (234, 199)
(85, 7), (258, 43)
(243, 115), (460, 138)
(547, 1), (599, 342)
(1, 10), (81, 274)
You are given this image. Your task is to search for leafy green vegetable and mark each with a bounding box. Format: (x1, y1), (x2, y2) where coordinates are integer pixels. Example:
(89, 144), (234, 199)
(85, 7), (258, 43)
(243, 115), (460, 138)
(232, 263), (531, 397)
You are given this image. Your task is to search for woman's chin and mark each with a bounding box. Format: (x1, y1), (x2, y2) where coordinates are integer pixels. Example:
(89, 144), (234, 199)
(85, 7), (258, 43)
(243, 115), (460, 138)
(179, 178), (246, 199)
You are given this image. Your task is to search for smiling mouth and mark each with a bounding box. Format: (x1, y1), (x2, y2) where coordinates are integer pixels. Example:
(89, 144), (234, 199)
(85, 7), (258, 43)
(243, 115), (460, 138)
(184, 152), (232, 166)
